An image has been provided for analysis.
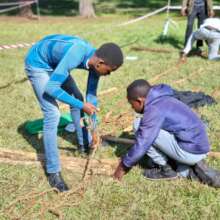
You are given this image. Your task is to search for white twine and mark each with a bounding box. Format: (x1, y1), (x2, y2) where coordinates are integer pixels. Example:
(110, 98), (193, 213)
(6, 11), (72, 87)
(0, 1), (36, 14)
(168, 5), (220, 10)
(0, 5), (169, 51)
(0, 1), (34, 6)
(0, 42), (35, 50)
(117, 6), (167, 27)
(1, 4), (219, 51)
(79, 6), (168, 38)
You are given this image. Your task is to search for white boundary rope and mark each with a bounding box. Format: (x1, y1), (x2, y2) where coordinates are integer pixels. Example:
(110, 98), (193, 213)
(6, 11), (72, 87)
(168, 5), (220, 10)
(117, 6), (167, 26)
(0, 1), (36, 14)
(0, 1), (34, 6)
(0, 4), (219, 51)
(0, 42), (35, 50)
(0, 5), (168, 51)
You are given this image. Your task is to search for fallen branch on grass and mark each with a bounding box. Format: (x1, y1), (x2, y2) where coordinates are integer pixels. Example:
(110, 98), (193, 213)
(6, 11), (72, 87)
(99, 87), (118, 96)
(208, 151), (220, 158)
(5, 183), (86, 220)
(103, 111), (113, 123)
(0, 77), (28, 90)
(0, 148), (118, 176)
(123, 125), (133, 132)
(5, 188), (58, 213)
(149, 62), (182, 83)
(60, 87), (118, 111)
(102, 135), (220, 159)
(172, 78), (187, 85)
(102, 135), (135, 145)
(131, 46), (174, 54)
(48, 208), (63, 219)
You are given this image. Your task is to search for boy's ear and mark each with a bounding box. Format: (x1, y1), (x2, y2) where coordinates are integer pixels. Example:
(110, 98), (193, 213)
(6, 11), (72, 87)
(95, 59), (105, 68)
(136, 97), (145, 109)
(97, 58), (105, 64)
(136, 97), (143, 104)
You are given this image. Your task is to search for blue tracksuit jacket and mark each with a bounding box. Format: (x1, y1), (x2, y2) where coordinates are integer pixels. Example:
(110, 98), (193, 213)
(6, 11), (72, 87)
(25, 34), (99, 109)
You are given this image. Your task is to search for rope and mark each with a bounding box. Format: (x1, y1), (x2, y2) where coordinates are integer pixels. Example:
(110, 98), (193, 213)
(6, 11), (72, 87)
(116, 6), (167, 27)
(0, 5), (168, 51)
(168, 5), (220, 10)
(0, 1), (36, 14)
(0, 42), (35, 51)
(0, 1), (34, 6)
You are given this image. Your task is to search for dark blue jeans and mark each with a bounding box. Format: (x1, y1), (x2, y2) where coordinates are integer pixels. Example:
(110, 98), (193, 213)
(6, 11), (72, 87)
(184, 5), (207, 47)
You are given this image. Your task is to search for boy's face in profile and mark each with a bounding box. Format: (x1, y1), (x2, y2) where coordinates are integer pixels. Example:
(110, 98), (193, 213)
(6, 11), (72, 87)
(95, 62), (118, 76)
(128, 97), (145, 114)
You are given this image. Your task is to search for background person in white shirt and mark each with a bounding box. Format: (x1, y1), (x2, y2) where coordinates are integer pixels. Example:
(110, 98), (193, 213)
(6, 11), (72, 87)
(181, 18), (220, 61)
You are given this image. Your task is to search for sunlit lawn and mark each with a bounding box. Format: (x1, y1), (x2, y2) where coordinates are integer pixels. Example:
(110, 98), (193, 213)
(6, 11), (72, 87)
(0, 13), (220, 219)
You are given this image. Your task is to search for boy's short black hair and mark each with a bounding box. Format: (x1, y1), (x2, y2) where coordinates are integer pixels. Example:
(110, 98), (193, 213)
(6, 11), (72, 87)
(96, 43), (123, 68)
(127, 79), (151, 100)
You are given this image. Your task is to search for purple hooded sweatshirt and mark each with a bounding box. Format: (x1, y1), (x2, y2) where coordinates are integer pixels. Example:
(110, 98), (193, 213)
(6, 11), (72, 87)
(123, 84), (210, 168)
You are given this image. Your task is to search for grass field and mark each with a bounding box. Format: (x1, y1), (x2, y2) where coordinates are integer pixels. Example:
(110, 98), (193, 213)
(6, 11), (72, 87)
(1, 11), (220, 219)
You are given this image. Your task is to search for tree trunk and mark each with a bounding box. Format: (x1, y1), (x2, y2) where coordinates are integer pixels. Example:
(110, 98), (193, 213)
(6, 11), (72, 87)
(18, 0), (34, 17)
(79, 0), (96, 18)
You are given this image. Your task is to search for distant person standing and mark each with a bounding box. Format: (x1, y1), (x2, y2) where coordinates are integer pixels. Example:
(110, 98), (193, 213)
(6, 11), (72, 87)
(181, 0), (214, 50)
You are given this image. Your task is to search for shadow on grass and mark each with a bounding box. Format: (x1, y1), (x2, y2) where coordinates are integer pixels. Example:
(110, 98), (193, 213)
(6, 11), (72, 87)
(17, 122), (79, 155)
(154, 35), (183, 50)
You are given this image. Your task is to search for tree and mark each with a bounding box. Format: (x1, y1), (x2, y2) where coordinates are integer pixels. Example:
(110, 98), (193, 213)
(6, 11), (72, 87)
(79, 0), (96, 18)
(18, 0), (34, 18)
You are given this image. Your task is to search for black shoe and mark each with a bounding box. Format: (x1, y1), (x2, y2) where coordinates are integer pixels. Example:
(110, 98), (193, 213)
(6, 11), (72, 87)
(144, 164), (177, 180)
(193, 160), (220, 188)
(188, 167), (200, 182)
(195, 47), (203, 56)
(48, 172), (69, 192)
(77, 145), (89, 154)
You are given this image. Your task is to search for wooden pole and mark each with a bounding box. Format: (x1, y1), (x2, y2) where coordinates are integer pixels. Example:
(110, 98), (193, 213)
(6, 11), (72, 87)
(0, 148), (118, 176)
(101, 136), (220, 159)
(101, 135), (135, 145)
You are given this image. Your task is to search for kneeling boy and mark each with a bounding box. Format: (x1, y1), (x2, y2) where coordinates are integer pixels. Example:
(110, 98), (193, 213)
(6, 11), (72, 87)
(114, 79), (219, 186)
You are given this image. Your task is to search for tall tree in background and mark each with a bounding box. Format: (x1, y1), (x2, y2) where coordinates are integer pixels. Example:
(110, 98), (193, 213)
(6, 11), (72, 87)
(79, 0), (96, 18)
(19, 0), (34, 17)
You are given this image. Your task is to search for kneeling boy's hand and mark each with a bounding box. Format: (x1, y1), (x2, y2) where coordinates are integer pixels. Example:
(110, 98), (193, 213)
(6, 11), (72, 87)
(83, 102), (98, 115)
(113, 160), (130, 181)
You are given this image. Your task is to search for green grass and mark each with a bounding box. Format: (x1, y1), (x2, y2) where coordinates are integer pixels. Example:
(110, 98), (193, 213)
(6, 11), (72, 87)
(1, 12), (220, 219)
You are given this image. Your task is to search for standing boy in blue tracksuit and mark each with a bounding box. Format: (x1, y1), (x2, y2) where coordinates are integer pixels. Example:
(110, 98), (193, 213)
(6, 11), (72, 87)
(113, 79), (220, 186)
(25, 34), (123, 192)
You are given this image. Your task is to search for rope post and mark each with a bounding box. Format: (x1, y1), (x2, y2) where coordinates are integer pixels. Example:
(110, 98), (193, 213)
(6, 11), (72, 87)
(166, 0), (171, 18)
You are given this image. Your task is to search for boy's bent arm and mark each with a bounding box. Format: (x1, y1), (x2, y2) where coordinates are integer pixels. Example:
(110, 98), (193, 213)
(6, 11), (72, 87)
(44, 44), (86, 109)
(122, 106), (164, 168)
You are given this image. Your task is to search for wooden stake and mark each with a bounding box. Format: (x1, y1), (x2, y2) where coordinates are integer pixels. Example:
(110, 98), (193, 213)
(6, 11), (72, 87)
(101, 135), (135, 145)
